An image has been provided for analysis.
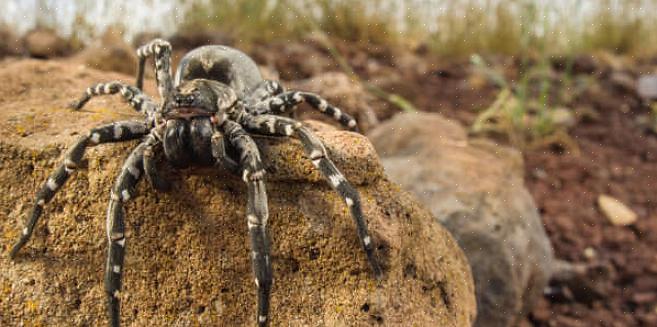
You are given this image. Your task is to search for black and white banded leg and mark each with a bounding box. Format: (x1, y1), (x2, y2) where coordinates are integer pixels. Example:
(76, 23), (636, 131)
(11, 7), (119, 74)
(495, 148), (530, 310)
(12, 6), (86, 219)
(253, 91), (358, 131)
(105, 142), (147, 327)
(9, 121), (148, 259)
(216, 120), (272, 326)
(242, 114), (381, 277)
(70, 81), (158, 118)
(247, 80), (284, 106)
(136, 38), (173, 99)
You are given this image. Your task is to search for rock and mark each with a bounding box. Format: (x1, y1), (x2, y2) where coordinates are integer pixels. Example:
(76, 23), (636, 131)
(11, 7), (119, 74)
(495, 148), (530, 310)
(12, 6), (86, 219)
(23, 28), (70, 58)
(597, 194), (637, 226)
(369, 112), (554, 327)
(637, 75), (657, 101)
(288, 72), (380, 132)
(76, 28), (138, 75)
(0, 60), (476, 326)
(0, 26), (23, 58)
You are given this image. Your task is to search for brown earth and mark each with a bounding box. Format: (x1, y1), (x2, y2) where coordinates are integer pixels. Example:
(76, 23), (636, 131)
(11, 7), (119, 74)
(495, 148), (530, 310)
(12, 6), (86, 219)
(0, 59), (476, 326)
(350, 49), (657, 325)
(2, 35), (657, 326)
(243, 39), (657, 326)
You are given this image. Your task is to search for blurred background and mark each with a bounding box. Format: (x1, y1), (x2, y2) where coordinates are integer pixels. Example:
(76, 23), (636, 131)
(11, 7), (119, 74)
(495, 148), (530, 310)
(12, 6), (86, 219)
(1, 0), (656, 326)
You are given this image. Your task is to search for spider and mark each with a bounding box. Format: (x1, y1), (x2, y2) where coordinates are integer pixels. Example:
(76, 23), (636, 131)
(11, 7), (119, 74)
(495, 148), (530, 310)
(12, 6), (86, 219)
(9, 39), (382, 326)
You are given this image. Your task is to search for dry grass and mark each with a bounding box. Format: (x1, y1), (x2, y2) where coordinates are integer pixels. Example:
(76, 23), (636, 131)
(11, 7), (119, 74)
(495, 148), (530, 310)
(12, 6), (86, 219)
(180, 0), (657, 58)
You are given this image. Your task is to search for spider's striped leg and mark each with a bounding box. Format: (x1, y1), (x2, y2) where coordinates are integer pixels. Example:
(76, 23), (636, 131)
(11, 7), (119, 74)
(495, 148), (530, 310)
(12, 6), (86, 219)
(243, 114), (382, 278)
(248, 80), (285, 109)
(216, 120), (271, 326)
(105, 141), (147, 327)
(9, 121), (148, 259)
(70, 81), (157, 117)
(136, 38), (173, 98)
(253, 91), (359, 131)
(142, 134), (171, 192)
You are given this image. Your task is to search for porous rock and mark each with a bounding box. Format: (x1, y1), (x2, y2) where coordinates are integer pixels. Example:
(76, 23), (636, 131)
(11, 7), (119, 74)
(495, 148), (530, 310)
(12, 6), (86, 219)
(0, 60), (476, 326)
(369, 112), (554, 327)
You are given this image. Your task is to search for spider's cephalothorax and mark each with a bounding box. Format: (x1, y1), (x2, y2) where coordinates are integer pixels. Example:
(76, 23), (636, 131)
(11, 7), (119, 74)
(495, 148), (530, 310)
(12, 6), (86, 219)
(9, 40), (380, 327)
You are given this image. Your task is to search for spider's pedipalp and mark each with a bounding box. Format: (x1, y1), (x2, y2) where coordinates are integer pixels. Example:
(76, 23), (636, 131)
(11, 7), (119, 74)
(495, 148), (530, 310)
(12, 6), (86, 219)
(253, 91), (359, 131)
(136, 38), (173, 99)
(242, 114), (382, 278)
(143, 134), (171, 192)
(216, 121), (272, 326)
(9, 121), (148, 259)
(70, 81), (157, 118)
(105, 141), (147, 327)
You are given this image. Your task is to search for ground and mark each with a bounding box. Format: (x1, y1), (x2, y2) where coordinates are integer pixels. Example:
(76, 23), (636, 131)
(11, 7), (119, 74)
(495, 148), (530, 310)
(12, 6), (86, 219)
(2, 34), (657, 325)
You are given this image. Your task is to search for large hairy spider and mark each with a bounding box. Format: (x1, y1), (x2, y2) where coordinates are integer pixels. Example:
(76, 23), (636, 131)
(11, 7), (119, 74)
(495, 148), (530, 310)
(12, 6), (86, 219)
(9, 39), (381, 326)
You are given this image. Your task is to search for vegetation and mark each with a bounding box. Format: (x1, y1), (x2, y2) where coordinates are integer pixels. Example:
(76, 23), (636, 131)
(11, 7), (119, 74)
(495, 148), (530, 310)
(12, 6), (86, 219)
(181, 0), (657, 58)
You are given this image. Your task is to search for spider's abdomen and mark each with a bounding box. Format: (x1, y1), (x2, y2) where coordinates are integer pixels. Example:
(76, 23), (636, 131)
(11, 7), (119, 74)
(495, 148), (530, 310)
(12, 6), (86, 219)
(163, 118), (214, 167)
(174, 45), (263, 98)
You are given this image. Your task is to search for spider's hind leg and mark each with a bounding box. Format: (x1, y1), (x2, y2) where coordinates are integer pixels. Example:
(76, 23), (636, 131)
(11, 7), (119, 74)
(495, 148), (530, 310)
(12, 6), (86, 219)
(9, 121), (148, 259)
(243, 114), (382, 278)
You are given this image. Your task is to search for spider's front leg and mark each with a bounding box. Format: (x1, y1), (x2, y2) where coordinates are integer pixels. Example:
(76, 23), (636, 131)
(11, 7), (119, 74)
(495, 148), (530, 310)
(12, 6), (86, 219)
(214, 120), (272, 326)
(9, 121), (148, 259)
(69, 81), (158, 117)
(253, 91), (359, 131)
(105, 141), (149, 327)
(136, 38), (174, 99)
(242, 114), (382, 278)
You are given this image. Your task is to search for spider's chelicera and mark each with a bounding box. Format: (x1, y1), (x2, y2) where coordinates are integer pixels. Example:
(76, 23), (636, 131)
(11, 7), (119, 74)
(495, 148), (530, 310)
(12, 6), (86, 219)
(9, 39), (381, 326)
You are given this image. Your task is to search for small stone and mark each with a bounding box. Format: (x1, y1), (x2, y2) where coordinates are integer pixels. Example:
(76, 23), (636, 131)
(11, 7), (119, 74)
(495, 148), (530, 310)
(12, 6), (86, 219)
(598, 194), (637, 226)
(583, 247), (597, 259)
(637, 75), (657, 100)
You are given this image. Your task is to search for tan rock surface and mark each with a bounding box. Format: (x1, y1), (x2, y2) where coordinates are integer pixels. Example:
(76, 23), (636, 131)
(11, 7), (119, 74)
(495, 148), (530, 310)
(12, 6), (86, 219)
(0, 60), (475, 326)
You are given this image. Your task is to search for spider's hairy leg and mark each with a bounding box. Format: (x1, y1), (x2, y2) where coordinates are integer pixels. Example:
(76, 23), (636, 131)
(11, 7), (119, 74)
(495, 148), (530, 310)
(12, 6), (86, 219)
(253, 91), (359, 131)
(105, 141), (147, 327)
(217, 120), (272, 326)
(9, 121), (148, 259)
(136, 38), (173, 98)
(248, 80), (285, 106)
(243, 114), (382, 278)
(70, 81), (157, 116)
(142, 134), (171, 192)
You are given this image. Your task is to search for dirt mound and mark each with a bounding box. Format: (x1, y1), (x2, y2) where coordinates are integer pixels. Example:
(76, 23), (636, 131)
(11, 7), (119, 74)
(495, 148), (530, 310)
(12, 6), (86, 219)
(0, 59), (476, 325)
